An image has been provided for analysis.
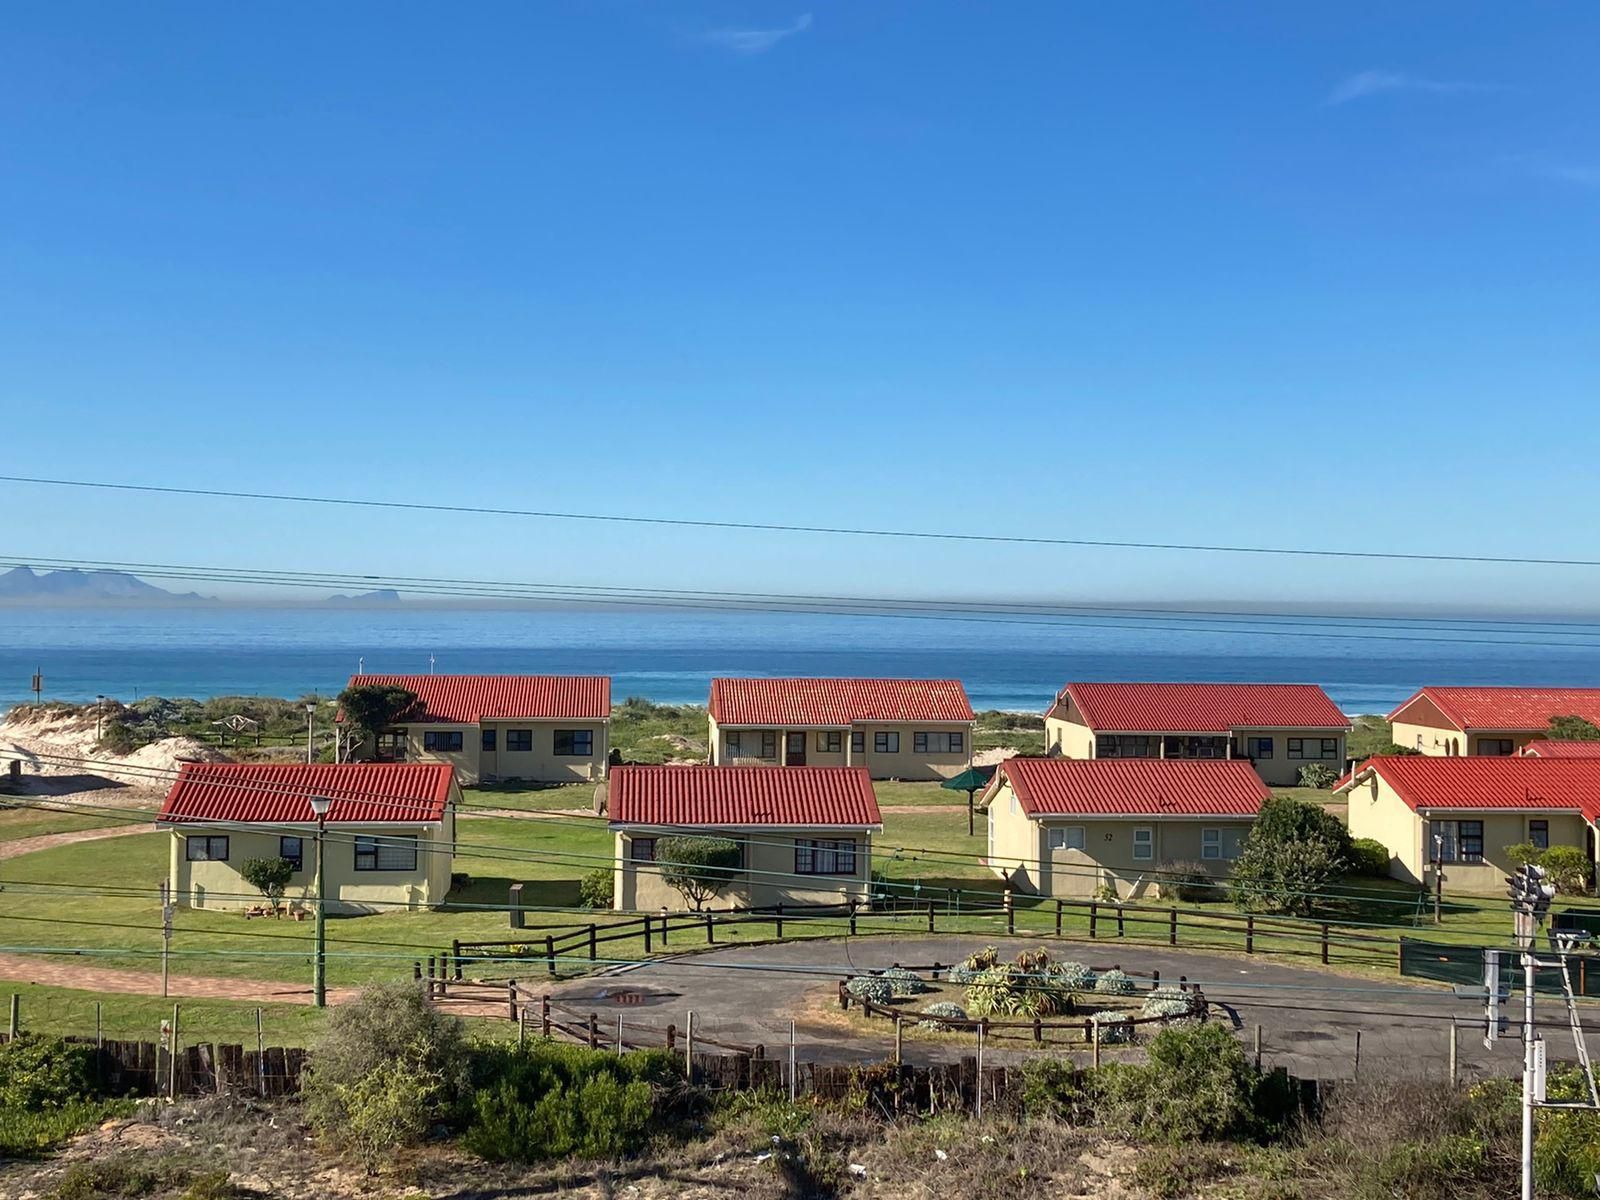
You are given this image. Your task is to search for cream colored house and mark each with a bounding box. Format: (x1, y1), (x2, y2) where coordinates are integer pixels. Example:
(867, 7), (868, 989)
(1338, 756), (1600, 893)
(343, 674), (610, 785)
(1388, 686), (1600, 758)
(609, 765), (882, 911)
(707, 678), (975, 781)
(982, 757), (1269, 901)
(157, 762), (459, 914)
(1043, 681), (1350, 788)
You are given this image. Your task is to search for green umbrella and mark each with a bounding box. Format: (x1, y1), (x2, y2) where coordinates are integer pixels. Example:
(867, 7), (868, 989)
(942, 764), (997, 836)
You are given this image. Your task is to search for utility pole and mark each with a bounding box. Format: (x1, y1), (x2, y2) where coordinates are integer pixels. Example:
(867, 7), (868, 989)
(305, 702), (316, 764)
(159, 879), (173, 998)
(1431, 833), (1444, 924)
(309, 795), (333, 1006)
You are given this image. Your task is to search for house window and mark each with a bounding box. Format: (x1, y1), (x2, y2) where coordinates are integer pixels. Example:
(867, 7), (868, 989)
(1096, 734), (1156, 759)
(1529, 819), (1549, 851)
(851, 732), (865, 755)
(818, 731), (843, 753)
(760, 731), (778, 760)
(1287, 739), (1304, 760)
(279, 836), (304, 871)
(914, 732), (964, 754)
(1477, 738), (1516, 756)
(423, 730), (463, 753)
(630, 837), (657, 862)
(1429, 820), (1485, 864)
(1132, 827), (1154, 861)
(725, 731), (743, 757)
(185, 835), (229, 862)
(481, 729), (496, 752)
(1320, 739), (1339, 759)
(355, 835), (418, 872)
(505, 729), (533, 752)
(875, 732), (900, 754)
(374, 731), (407, 761)
(554, 730), (593, 757)
(1246, 737), (1274, 760)
(794, 838), (857, 876)
(1047, 826), (1086, 851)
(1201, 828), (1246, 861)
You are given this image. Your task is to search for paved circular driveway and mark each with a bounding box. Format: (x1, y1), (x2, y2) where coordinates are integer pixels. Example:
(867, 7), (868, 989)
(544, 934), (1570, 1080)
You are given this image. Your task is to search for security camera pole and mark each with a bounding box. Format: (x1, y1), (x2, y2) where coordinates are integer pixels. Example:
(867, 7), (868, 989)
(1506, 862), (1553, 1200)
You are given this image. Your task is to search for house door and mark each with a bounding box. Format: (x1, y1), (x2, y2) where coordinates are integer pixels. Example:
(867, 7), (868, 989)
(785, 732), (807, 766)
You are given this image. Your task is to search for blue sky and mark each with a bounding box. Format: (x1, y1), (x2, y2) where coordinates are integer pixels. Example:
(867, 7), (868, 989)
(2, 3), (1597, 609)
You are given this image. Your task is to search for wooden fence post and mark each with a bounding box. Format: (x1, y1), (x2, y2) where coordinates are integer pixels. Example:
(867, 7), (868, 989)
(509, 883), (525, 929)
(541, 994), (551, 1037)
(588, 923), (598, 961)
(1245, 915), (1255, 955)
(928, 899), (936, 933)
(1116, 905), (1125, 938)
(412, 960), (422, 982)
(507, 980), (519, 1022)
(545, 934), (556, 976)
(1320, 923), (1330, 965)
(1089, 901), (1098, 939)
(1004, 889), (1014, 935)
(452, 940), (463, 980)
(587, 1013), (599, 1050)
(775, 902), (784, 940)
(705, 912), (715, 944)
(666, 1022), (676, 1051)
(849, 901), (858, 936)
(644, 915), (653, 954)
(1055, 898), (1063, 937)
(7, 994), (17, 1040)
(1169, 908), (1178, 946)
(660, 912), (669, 946)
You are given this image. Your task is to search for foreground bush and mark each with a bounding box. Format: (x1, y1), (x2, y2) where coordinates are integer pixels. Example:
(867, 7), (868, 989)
(578, 868), (614, 909)
(302, 982), (471, 1168)
(0, 1035), (129, 1159)
(463, 1041), (684, 1162)
(1347, 837), (1391, 877)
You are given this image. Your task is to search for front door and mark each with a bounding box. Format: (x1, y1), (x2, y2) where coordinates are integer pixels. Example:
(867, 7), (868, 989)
(785, 732), (807, 766)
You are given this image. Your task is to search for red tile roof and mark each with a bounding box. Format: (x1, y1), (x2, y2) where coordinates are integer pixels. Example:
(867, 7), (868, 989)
(609, 766), (882, 828)
(1057, 682), (1349, 734)
(709, 678), (974, 726)
(987, 757), (1269, 818)
(1388, 687), (1600, 732)
(344, 674), (610, 723)
(1521, 740), (1600, 758)
(158, 762), (454, 825)
(1340, 755), (1600, 819)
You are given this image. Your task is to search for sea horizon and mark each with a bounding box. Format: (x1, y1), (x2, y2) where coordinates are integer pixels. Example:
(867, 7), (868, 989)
(6, 604), (1600, 716)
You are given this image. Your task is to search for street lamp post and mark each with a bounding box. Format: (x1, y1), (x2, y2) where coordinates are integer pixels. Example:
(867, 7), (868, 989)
(308, 794), (333, 1007)
(305, 703), (317, 764)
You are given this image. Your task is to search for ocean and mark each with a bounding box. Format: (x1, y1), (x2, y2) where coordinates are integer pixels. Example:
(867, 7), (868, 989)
(5, 605), (1600, 715)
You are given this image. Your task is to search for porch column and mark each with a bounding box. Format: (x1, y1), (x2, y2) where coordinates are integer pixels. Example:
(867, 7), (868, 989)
(1158, 737), (1166, 759)
(779, 728), (788, 765)
(1225, 737), (1233, 760)
(844, 726), (853, 766)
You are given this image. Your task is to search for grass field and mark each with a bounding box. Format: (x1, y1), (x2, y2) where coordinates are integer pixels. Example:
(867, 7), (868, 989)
(0, 805), (128, 842)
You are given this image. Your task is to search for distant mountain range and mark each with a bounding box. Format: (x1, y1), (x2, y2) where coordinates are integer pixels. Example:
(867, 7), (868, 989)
(0, 567), (403, 606)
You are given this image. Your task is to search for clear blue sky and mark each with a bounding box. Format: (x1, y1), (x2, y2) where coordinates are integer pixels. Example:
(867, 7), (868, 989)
(3, 3), (1597, 609)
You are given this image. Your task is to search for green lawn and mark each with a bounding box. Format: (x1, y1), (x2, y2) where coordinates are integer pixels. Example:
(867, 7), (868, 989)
(0, 805), (129, 842)
(0, 981), (328, 1045)
(460, 781), (596, 814)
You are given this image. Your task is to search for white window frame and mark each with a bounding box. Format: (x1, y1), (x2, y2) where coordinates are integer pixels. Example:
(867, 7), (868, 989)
(1132, 826), (1154, 861)
(1201, 827), (1222, 860)
(1047, 825), (1086, 852)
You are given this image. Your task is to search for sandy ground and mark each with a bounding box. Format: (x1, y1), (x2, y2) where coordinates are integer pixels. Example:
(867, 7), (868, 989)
(0, 707), (227, 808)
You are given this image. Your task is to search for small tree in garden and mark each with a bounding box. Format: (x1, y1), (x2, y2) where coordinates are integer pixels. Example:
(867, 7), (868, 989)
(337, 684), (418, 757)
(1230, 796), (1350, 916)
(656, 836), (741, 911)
(1295, 762), (1339, 789)
(241, 856), (294, 912)
(1547, 715), (1600, 742)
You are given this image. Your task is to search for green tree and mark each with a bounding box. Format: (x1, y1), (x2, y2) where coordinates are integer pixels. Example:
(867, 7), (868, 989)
(1230, 795), (1350, 916)
(337, 684), (417, 758)
(240, 856), (294, 911)
(1547, 715), (1600, 741)
(655, 836), (742, 911)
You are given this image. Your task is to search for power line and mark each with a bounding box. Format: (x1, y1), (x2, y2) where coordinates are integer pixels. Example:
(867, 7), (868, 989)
(5, 474), (1600, 568)
(8, 553), (1600, 651)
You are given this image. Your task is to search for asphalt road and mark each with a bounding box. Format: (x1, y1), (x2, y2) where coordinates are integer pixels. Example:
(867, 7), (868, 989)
(544, 934), (1587, 1081)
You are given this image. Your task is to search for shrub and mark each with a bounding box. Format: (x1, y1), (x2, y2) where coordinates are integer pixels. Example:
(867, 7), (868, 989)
(1547, 714), (1600, 742)
(966, 964), (1067, 1018)
(915, 1002), (968, 1031)
(1052, 960), (1094, 992)
(878, 967), (931, 995)
(1089, 1011), (1134, 1044)
(0, 1035), (99, 1109)
(1362, 1135), (1486, 1199)
(1540, 845), (1591, 895)
(1232, 796), (1350, 916)
(1094, 968), (1135, 996)
(303, 981), (470, 1159)
(1347, 837), (1391, 877)
(462, 1042), (682, 1162)
(1162, 862), (1219, 903)
(578, 868), (614, 910)
(95, 720), (137, 755)
(1296, 762), (1338, 789)
(948, 945), (1000, 985)
(656, 836), (741, 910)
(1141, 985), (1200, 1022)
(240, 857), (293, 910)
(1021, 1059), (1097, 1123)
(1096, 1023), (1275, 1142)
(845, 976), (894, 1005)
